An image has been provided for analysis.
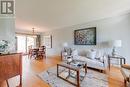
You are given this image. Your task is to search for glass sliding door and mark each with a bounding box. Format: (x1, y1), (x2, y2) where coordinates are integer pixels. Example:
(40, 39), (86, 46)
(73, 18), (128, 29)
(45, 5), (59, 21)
(17, 35), (26, 54)
(16, 34), (36, 54)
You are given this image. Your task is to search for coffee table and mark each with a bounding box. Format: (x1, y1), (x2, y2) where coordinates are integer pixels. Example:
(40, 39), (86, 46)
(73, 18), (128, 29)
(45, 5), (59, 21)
(57, 60), (87, 87)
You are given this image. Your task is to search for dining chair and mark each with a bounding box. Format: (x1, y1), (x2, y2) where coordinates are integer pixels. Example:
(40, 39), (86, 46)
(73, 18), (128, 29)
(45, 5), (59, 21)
(38, 46), (46, 59)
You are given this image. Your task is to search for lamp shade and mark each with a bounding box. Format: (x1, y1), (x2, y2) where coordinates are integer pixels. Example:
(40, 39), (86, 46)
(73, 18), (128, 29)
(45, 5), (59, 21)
(63, 42), (68, 47)
(110, 40), (122, 47)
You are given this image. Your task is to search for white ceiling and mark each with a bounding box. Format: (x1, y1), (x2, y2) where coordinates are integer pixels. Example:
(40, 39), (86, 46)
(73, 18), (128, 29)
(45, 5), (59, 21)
(16, 0), (130, 33)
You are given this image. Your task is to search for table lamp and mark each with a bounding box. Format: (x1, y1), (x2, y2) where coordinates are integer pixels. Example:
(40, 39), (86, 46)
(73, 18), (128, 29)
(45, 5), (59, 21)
(110, 40), (122, 56)
(62, 42), (68, 52)
(63, 42), (68, 48)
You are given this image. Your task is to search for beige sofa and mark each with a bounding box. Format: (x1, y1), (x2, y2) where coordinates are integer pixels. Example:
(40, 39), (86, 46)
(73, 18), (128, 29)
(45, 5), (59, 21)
(72, 55), (108, 71)
(71, 49), (108, 71)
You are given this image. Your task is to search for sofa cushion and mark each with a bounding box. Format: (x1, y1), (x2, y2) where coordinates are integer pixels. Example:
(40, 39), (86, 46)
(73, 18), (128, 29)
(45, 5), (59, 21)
(73, 56), (86, 61)
(73, 56), (105, 70)
(85, 58), (104, 69)
(96, 50), (102, 58)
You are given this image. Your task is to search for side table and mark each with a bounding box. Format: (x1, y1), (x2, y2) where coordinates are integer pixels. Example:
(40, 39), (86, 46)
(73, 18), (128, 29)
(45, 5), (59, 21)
(108, 55), (126, 70)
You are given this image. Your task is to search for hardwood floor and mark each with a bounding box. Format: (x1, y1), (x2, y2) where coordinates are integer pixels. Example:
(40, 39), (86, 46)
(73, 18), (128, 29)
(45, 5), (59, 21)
(1, 55), (124, 87)
(107, 67), (124, 87)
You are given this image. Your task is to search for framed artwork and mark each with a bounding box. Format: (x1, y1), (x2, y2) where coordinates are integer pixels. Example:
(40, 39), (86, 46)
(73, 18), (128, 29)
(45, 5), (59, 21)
(43, 35), (52, 48)
(74, 27), (96, 45)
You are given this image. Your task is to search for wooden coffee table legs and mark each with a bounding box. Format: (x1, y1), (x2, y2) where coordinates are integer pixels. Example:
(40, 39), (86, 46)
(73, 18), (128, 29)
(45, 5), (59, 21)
(57, 64), (87, 87)
(85, 64), (87, 73)
(77, 71), (80, 87)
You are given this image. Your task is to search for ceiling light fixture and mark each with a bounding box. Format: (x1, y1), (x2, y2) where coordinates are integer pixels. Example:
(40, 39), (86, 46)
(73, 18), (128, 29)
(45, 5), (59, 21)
(32, 28), (37, 38)
(32, 28), (35, 35)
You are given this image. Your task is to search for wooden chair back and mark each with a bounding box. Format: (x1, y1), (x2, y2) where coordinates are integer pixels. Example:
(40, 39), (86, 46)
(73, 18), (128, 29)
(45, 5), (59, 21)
(38, 46), (46, 59)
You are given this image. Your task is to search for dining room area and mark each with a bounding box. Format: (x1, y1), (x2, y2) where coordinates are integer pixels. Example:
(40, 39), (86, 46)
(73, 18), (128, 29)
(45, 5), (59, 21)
(16, 33), (46, 60)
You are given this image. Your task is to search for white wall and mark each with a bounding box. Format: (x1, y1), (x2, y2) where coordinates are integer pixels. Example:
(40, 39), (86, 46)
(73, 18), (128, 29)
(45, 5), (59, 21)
(0, 18), (15, 52)
(42, 13), (130, 64)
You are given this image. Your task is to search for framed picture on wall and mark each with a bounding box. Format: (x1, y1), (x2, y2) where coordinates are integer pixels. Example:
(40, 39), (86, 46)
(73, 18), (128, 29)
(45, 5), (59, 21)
(74, 27), (96, 45)
(43, 35), (52, 48)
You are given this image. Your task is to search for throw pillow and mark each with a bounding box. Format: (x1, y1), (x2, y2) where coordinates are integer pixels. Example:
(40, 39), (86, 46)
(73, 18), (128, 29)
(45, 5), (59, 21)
(72, 49), (78, 56)
(64, 48), (72, 56)
(96, 50), (102, 58)
(86, 49), (96, 59)
(95, 50), (105, 62)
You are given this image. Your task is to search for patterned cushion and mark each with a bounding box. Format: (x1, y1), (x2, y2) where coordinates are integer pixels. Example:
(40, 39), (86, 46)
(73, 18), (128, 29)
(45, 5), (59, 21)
(71, 49), (78, 57)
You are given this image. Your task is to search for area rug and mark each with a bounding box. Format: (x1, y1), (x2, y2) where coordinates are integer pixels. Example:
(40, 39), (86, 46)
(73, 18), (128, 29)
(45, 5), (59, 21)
(38, 66), (108, 87)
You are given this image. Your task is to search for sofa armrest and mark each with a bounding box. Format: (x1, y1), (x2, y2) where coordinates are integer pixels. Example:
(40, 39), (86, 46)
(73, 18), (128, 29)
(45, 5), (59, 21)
(102, 55), (108, 68)
(122, 64), (130, 70)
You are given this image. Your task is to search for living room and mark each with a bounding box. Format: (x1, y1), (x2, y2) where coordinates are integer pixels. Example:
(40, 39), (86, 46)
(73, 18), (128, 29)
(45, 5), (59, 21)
(0, 0), (130, 87)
